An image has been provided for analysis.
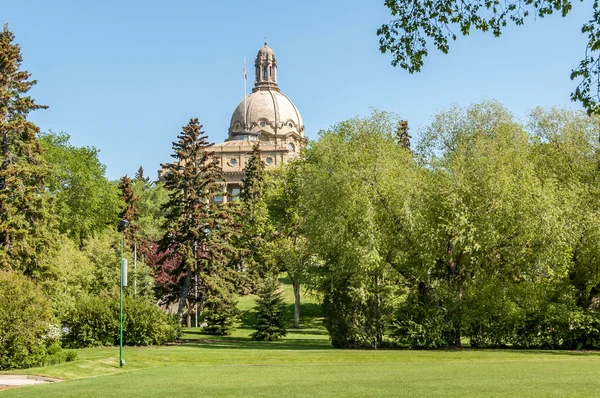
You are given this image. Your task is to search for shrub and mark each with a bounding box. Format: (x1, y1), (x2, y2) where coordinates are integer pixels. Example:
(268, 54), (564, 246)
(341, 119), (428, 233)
(124, 295), (180, 345)
(391, 292), (452, 349)
(0, 271), (58, 370)
(62, 292), (180, 348)
(462, 278), (517, 348)
(251, 277), (287, 341)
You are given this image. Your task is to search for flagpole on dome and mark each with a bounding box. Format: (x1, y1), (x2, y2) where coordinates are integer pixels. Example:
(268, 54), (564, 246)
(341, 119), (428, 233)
(243, 57), (247, 132)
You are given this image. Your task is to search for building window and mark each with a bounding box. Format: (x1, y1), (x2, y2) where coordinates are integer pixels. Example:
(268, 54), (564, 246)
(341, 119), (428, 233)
(229, 187), (241, 202)
(260, 121), (266, 127)
(263, 66), (268, 80)
(213, 195), (223, 204)
(230, 158), (238, 166)
(265, 157), (273, 165)
(287, 142), (295, 152)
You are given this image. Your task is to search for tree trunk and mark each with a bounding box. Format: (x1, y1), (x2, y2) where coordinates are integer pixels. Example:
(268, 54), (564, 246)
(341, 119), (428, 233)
(177, 270), (191, 321)
(186, 313), (191, 328)
(375, 273), (382, 348)
(292, 276), (301, 328)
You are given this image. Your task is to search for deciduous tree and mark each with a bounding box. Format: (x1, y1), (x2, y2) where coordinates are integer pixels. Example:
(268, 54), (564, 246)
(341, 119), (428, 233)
(378, 0), (600, 114)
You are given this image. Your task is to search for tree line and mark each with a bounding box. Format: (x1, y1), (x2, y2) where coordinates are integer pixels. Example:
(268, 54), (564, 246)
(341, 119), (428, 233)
(2, 23), (600, 371)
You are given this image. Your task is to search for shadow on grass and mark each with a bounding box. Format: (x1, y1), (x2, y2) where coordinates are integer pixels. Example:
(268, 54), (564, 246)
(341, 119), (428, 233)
(179, 336), (332, 351)
(491, 348), (600, 357)
(287, 328), (328, 336)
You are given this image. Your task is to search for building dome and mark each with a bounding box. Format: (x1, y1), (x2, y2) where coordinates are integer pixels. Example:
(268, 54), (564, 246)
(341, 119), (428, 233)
(229, 90), (304, 139)
(228, 43), (305, 144)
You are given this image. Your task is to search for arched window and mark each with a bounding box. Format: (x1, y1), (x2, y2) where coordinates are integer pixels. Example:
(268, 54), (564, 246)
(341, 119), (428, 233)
(263, 66), (268, 80)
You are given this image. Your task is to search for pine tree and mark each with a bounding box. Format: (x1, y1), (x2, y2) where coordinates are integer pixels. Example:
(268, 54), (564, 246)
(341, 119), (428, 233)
(118, 175), (138, 245)
(238, 144), (273, 280)
(0, 24), (55, 274)
(160, 118), (238, 323)
(251, 277), (287, 341)
(395, 120), (411, 149)
(240, 144), (266, 204)
(134, 165), (150, 185)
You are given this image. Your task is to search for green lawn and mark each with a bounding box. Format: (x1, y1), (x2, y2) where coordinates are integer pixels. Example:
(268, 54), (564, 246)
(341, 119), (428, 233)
(2, 278), (600, 397)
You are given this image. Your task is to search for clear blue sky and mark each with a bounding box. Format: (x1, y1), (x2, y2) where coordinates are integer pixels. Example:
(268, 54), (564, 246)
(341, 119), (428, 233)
(2, 0), (593, 179)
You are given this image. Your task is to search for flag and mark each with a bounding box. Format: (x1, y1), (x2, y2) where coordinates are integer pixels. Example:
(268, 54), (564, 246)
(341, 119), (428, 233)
(243, 57), (247, 81)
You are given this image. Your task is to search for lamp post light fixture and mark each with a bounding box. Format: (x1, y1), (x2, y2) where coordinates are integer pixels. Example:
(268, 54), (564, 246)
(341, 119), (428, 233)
(117, 219), (129, 368)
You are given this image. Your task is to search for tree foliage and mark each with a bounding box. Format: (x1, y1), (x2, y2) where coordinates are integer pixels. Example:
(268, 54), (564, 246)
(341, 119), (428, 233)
(40, 132), (123, 244)
(251, 277), (288, 341)
(118, 175), (138, 245)
(238, 143), (273, 280)
(0, 24), (55, 274)
(378, 0), (600, 114)
(62, 292), (180, 348)
(266, 162), (315, 328)
(0, 270), (57, 370)
(299, 110), (414, 348)
(160, 118), (238, 328)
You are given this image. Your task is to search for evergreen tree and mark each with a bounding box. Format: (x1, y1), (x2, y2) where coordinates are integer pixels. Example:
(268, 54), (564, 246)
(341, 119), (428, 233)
(395, 119), (411, 149)
(118, 175), (138, 245)
(0, 24), (55, 274)
(134, 165), (151, 186)
(238, 144), (273, 280)
(240, 144), (266, 204)
(251, 277), (287, 341)
(160, 118), (238, 322)
(202, 284), (240, 335)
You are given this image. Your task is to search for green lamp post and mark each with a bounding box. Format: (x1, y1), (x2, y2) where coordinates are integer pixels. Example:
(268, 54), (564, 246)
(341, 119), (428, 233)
(117, 219), (129, 368)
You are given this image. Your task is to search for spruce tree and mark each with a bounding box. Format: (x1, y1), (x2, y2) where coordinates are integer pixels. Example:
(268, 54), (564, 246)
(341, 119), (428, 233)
(134, 165), (150, 185)
(395, 120), (411, 149)
(118, 175), (138, 245)
(160, 118), (238, 323)
(0, 24), (54, 274)
(240, 144), (266, 204)
(202, 283), (240, 335)
(251, 277), (287, 341)
(238, 144), (272, 279)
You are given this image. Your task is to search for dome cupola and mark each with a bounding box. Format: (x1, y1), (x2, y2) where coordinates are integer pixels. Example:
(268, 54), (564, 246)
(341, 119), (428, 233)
(254, 42), (278, 91)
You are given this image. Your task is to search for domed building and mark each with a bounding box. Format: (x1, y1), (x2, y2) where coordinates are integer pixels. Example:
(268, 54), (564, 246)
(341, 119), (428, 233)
(212, 43), (307, 203)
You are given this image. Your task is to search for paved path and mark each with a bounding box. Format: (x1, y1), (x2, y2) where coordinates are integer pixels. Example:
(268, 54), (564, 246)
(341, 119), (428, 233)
(0, 375), (60, 389)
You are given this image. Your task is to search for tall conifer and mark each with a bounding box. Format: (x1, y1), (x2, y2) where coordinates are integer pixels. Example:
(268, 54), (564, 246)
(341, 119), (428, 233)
(160, 119), (238, 323)
(118, 175), (138, 245)
(0, 24), (54, 274)
(395, 120), (411, 149)
(238, 144), (272, 279)
(134, 165), (150, 185)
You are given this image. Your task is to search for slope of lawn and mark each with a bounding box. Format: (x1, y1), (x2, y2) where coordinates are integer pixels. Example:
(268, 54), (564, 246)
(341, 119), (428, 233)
(2, 278), (600, 397)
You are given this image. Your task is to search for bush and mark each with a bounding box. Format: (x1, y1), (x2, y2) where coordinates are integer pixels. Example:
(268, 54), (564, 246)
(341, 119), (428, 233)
(391, 290), (454, 349)
(124, 295), (180, 345)
(462, 278), (517, 348)
(0, 271), (58, 370)
(62, 292), (180, 348)
(42, 345), (78, 367)
(251, 277), (287, 341)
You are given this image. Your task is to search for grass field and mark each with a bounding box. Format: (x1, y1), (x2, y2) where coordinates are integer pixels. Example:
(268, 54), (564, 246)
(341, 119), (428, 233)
(2, 278), (600, 397)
